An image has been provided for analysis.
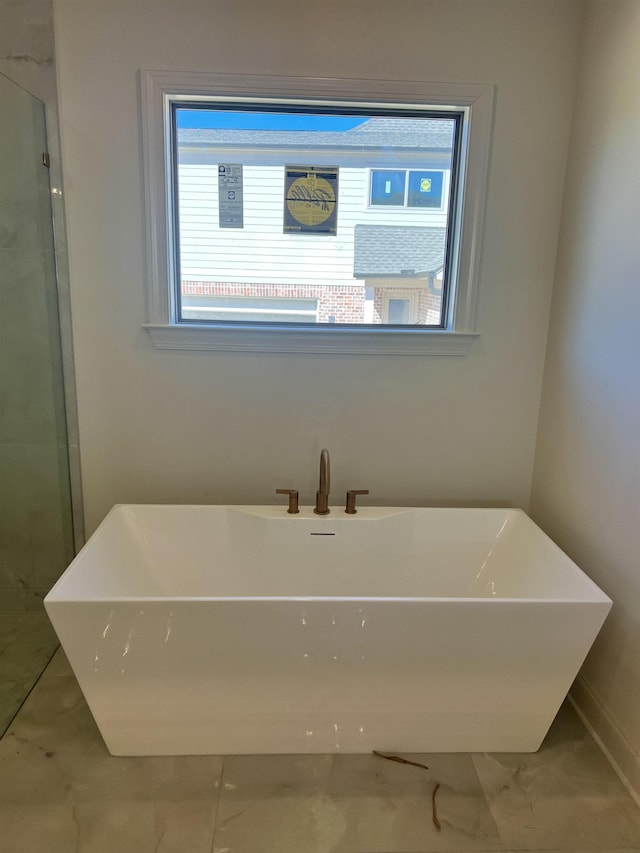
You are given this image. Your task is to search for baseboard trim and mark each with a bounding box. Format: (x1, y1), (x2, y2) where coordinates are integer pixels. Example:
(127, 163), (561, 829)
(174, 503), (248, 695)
(570, 676), (640, 808)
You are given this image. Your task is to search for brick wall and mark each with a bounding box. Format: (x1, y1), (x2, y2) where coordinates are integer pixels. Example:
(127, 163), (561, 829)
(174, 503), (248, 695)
(418, 288), (442, 325)
(182, 281), (440, 324)
(182, 281), (365, 323)
(372, 285), (442, 325)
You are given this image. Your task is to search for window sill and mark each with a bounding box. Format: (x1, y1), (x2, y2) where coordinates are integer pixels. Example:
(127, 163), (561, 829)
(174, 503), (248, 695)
(144, 323), (478, 355)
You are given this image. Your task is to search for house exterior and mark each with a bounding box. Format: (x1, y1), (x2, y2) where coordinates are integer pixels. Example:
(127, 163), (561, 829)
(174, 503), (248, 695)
(176, 115), (454, 324)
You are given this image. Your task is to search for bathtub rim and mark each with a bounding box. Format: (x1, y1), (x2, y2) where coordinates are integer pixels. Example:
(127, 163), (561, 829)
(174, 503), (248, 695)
(44, 503), (612, 609)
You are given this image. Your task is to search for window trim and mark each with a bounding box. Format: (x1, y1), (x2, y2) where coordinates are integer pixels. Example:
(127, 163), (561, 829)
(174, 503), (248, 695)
(140, 70), (493, 355)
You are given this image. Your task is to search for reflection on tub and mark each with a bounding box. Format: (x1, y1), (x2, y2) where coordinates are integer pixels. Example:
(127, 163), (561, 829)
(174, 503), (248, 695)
(45, 505), (611, 756)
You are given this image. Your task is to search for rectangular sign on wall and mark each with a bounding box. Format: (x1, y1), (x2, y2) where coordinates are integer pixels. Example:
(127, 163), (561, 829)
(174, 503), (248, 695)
(218, 163), (244, 228)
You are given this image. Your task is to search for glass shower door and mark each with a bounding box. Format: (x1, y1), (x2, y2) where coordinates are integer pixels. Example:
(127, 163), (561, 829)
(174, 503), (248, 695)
(0, 73), (74, 732)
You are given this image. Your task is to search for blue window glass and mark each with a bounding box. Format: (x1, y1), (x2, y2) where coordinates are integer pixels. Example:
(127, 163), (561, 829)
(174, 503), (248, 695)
(370, 170), (406, 206)
(407, 170), (443, 208)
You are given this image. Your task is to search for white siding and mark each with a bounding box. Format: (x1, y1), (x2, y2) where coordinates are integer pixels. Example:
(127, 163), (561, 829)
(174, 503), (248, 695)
(177, 163), (450, 285)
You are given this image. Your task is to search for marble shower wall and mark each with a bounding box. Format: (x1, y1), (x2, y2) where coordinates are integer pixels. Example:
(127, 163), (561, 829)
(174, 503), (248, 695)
(0, 0), (79, 611)
(0, 0), (55, 102)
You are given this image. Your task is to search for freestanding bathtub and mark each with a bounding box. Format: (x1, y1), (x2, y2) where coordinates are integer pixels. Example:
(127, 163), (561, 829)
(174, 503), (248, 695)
(44, 505), (611, 756)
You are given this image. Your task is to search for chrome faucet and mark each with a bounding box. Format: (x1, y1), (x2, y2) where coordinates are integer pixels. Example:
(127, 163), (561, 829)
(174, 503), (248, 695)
(314, 449), (330, 515)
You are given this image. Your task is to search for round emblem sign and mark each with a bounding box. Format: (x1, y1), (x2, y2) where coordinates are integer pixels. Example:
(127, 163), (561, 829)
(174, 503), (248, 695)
(286, 173), (336, 228)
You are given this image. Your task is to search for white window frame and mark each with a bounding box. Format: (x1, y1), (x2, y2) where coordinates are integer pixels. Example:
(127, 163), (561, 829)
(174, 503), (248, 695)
(140, 70), (494, 355)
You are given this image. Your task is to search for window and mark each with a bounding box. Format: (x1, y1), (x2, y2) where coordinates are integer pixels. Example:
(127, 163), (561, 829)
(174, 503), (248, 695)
(370, 170), (406, 206)
(370, 170), (444, 209)
(173, 106), (457, 330)
(141, 72), (493, 354)
(388, 299), (412, 324)
(383, 292), (419, 324)
(408, 171), (444, 208)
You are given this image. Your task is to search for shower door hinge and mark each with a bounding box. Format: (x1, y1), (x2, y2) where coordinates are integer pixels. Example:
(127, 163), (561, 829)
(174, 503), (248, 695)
(42, 152), (50, 168)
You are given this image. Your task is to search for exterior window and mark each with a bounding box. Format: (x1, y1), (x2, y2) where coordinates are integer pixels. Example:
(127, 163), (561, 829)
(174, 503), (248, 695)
(141, 72), (493, 354)
(172, 108), (458, 330)
(370, 170), (444, 209)
(388, 299), (411, 323)
(407, 171), (444, 208)
(371, 170), (406, 206)
(387, 297), (413, 324)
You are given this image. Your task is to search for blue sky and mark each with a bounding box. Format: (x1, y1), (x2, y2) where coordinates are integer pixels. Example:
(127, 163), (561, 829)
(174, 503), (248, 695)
(176, 109), (366, 132)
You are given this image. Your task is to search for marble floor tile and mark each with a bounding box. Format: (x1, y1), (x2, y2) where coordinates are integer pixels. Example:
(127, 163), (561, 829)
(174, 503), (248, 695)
(213, 751), (504, 852)
(0, 675), (36, 734)
(0, 609), (58, 733)
(0, 672), (223, 853)
(1, 652), (639, 853)
(39, 643), (72, 677)
(472, 703), (640, 850)
(0, 610), (57, 657)
(0, 675), (224, 803)
(0, 800), (216, 853)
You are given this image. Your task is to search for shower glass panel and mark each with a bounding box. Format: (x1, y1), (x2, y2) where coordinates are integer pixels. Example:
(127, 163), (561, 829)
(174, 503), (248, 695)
(0, 74), (74, 734)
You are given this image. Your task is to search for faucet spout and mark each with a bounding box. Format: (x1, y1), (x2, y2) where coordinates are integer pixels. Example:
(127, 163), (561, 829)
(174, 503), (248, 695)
(314, 449), (330, 515)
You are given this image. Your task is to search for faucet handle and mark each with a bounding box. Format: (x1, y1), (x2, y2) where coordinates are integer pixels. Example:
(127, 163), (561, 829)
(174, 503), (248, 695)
(345, 490), (369, 515)
(276, 489), (299, 514)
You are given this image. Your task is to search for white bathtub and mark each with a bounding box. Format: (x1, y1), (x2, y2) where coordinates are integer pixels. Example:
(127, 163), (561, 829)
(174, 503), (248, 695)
(44, 505), (611, 756)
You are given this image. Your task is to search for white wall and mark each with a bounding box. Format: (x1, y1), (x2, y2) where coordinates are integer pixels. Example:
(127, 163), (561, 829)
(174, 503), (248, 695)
(530, 0), (640, 799)
(53, 0), (583, 534)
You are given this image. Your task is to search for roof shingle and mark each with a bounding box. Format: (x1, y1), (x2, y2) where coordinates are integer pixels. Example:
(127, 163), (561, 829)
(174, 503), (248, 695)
(353, 224), (446, 277)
